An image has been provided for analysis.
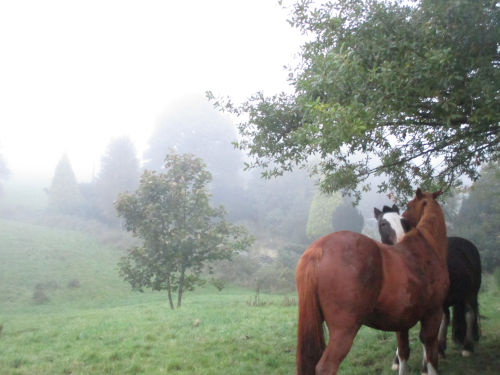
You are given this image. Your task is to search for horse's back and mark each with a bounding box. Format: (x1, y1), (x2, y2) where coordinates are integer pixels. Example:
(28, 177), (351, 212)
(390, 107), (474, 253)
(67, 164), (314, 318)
(447, 236), (482, 306)
(448, 237), (481, 274)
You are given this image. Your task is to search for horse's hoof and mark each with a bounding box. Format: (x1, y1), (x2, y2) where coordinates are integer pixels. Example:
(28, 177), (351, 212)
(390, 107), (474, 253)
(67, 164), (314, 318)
(391, 363), (399, 371)
(462, 350), (471, 357)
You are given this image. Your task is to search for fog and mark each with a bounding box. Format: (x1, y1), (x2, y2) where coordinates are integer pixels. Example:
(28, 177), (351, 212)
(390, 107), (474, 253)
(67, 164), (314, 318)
(0, 0), (301, 184)
(0, 0), (395, 297)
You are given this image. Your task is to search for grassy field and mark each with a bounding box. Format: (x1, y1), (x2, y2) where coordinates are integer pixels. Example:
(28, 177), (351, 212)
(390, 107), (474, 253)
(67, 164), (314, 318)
(0, 218), (499, 374)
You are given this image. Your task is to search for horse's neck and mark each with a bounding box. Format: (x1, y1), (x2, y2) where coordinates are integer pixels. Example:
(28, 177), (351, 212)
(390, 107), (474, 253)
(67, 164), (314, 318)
(416, 205), (447, 257)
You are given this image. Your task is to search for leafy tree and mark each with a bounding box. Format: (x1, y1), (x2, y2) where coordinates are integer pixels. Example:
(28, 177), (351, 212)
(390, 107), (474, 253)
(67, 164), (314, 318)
(454, 162), (500, 271)
(212, 0), (500, 203)
(115, 152), (252, 309)
(94, 137), (140, 223)
(46, 154), (82, 214)
(332, 198), (364, 233)
(306, 190), (341, 240)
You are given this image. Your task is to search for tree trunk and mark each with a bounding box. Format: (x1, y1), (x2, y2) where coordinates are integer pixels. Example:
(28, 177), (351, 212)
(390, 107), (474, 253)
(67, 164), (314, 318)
(167, 276), (175, 310)
(177, 266), (186, 308)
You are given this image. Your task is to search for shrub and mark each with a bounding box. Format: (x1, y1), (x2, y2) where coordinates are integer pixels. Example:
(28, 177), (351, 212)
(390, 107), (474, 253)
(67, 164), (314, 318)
(210, 278), (225, 292)
(33, 288), (49, 304)
(67, 279), (81, 288)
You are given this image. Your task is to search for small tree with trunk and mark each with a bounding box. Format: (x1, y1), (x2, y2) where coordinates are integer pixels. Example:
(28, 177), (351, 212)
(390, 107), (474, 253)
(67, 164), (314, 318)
(115, 152), (252, 308)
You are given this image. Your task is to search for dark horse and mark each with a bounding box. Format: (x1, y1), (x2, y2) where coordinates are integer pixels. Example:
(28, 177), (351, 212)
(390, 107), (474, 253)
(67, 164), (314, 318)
(374, 204), (481, 370)
(296, 190), (449, 375)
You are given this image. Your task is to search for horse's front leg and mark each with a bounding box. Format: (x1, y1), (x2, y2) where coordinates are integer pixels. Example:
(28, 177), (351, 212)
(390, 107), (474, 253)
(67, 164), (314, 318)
(420, 310), (443, 375)
(396, 330), (410, 375)
(438, 307), (450, 357)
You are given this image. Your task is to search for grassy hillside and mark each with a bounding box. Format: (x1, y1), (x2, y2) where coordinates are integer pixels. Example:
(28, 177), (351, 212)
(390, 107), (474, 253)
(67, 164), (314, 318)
(0, 218), (499, 374)
(0, 219), (133, 312)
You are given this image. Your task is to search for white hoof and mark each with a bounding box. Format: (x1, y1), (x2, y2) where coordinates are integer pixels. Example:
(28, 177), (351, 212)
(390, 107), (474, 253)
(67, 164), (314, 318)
(462, 350), (471, 357)
(392, 363), (399, 371)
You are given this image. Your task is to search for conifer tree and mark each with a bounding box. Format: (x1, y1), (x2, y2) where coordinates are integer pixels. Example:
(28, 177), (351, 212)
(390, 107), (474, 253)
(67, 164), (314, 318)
(47, 154), (82, 214)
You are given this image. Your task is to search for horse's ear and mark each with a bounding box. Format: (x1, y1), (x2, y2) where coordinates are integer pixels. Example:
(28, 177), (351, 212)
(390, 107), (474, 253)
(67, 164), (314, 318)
(416, 188), (423, 199)
(392, 204), (399, 214)
(382, 205), (392, 213)
(432, 190), (443, 199)
(374, 207), (382, 219)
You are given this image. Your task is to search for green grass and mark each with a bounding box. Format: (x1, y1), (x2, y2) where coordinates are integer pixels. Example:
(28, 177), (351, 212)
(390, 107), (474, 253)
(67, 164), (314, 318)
(0, 218), (499, 374)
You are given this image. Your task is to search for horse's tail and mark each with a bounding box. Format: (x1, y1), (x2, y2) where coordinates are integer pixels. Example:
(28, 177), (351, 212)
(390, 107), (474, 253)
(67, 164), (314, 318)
(296, 246), (325, 375)
(451, 298), (481, 346)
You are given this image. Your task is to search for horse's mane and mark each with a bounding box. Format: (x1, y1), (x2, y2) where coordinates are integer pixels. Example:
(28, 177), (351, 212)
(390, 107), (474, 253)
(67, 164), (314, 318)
(404, 192), (447, 260)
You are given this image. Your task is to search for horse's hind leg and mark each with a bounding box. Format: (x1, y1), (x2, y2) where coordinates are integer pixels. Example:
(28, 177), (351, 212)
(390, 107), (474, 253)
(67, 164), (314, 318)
(396, 330), (410, 375)
(462, 299), (479, 356)
(451, 302), (466, 346)
(437, 307), (450, 357)
(315, 325), (360, 375)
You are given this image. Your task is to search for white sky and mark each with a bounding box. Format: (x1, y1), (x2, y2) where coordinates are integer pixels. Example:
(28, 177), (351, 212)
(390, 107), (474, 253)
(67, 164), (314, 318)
(0, 0), (302, 183)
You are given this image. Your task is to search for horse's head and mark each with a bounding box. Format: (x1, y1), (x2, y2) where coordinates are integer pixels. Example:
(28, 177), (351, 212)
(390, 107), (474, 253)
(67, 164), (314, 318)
(402, 188), (443, 228)
(374, 204), (411, 245)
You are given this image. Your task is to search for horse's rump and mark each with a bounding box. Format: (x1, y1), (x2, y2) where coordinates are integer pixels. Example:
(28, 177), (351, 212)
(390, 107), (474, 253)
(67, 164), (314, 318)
(296, 231), (383, 374)
(446, 237), (482, 306)
(445, 237), (482, 345)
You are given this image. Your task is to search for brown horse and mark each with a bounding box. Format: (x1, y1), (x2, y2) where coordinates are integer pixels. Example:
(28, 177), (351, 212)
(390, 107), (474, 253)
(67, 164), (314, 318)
(296, 189), (449, 375)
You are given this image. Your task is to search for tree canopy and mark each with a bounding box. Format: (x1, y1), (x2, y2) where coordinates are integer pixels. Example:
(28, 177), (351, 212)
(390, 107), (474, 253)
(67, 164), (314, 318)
(212, 0), (500, 203)
(115, 152), (252, 309)
(94, 137), (140, 223)
(454, 162), (500, 271)
(331, 198), (364, 233)
(306, 190), (341, 240)
(144, 97), (245, 214)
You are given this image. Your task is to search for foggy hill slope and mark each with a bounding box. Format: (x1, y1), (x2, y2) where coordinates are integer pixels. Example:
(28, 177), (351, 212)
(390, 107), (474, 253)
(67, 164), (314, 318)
(0, 218), (133, 312)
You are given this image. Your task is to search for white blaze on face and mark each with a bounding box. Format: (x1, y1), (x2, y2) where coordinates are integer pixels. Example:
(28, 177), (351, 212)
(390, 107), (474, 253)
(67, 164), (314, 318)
(384, 212), (406, 242)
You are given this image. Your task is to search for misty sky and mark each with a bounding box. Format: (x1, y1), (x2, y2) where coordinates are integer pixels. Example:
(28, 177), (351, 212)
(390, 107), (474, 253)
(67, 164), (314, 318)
(0, 0), (302, 183)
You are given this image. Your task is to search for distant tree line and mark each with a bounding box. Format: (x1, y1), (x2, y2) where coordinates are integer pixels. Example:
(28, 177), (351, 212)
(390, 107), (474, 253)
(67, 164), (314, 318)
(46, 137), (140, 224)
(42, 97), (500, 297)
(447, 162), (500, 272)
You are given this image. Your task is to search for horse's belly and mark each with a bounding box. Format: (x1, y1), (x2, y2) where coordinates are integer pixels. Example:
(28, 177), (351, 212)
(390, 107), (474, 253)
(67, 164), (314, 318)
(363, 309), (421, 331)
(362, 280), (430, 331)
